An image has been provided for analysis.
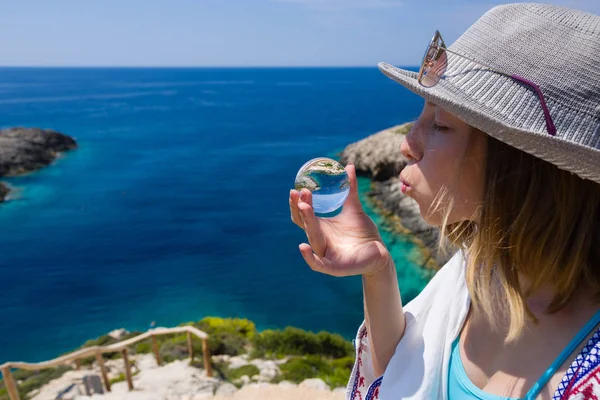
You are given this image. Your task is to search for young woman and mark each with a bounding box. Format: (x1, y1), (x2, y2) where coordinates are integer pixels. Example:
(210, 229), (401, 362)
(289, 3), (600, 400)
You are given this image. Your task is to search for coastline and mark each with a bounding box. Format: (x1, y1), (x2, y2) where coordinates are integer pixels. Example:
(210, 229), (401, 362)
(0, 122), (440, 399)
(0, 127), (77, 202)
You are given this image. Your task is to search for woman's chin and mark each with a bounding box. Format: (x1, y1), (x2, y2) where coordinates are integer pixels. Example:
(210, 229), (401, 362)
(416, 204), (442, 227)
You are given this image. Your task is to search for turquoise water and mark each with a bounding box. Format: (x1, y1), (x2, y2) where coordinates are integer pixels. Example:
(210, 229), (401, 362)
(0, 67), (431, 363)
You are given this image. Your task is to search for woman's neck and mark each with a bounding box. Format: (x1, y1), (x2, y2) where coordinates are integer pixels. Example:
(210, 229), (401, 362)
(519, 276), (597, 322)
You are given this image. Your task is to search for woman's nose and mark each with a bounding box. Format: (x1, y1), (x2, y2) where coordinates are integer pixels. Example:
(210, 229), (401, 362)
(400, 125), (422, 162)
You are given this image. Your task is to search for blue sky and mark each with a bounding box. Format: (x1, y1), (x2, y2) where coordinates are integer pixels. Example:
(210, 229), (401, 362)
(1, 0), (598, 67)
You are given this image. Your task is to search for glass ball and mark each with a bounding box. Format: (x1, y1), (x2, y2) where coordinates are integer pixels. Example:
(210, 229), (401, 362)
(294, 157), (350, 217)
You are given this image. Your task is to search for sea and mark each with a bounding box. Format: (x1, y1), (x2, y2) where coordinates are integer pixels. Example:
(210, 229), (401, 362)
(0, 67), (431, 364)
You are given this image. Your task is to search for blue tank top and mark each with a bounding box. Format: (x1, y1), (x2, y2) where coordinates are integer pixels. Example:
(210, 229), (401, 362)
(448, 309), (600, 400)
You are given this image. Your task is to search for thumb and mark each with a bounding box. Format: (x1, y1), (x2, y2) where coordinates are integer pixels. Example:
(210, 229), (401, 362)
(343, 163), (363, 211)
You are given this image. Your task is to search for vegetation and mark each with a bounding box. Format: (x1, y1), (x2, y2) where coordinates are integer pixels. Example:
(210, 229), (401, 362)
(0, 366), (72, 400)
(77, 330), (144, 366)
(109, 370), (140, 385)
(274, 355), (354, 388)
(394, 122), (414, 135)
(211, 362), (261, 387)
(251, 327), (353, 359)
(0, 317), (356, 399)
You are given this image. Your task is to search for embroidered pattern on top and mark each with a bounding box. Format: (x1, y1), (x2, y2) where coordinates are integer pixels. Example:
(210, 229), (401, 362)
(350, 327), (382, 400)
(551, 326), (600, 399)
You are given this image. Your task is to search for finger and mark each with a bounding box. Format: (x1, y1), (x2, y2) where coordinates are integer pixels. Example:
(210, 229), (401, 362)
(342, 163), (363, 212)
(299, 188), (313, 207)
(298, 243), (330, 275)
(289, 189), (304, 228)
(298, 200), (327, 257)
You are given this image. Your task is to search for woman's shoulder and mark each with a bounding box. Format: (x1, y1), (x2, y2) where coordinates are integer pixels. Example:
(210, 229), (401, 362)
(403, 250), (468, 317)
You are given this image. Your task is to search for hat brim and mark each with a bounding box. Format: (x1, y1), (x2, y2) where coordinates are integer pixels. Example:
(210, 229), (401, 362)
(378, 62), (600, 185)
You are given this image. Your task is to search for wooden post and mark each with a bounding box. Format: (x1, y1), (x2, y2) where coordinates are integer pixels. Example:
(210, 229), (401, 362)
(121, 349), (134, 391)
(151, 335), (161, 366)
(75, 359), (81, 371)
(201, 338), (212, 377)
(1, 366), (20, 400)
(187, 332), (194, 362)
(95, 353), (111, 392)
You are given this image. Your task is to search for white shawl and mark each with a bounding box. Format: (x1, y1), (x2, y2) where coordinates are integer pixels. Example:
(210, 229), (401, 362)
(345, 251), (470, 400)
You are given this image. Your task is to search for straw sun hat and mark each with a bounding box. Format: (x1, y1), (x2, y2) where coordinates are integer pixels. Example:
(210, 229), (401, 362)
(379, 3), (600, 184)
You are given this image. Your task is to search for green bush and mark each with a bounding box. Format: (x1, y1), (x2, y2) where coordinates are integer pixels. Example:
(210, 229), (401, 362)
(325, 356), (354, 388)
(210, 361), (260, 385)
(194, 317), (256, 338)
(322, 366), (352, 389)
(159, 340), (189, 363)
(109, 373), (127, 385)
(190, 317), (256, 356)
(278, 355), (331, 383)
(134, 340), (153, 354)
(226, 364), (260, 381)
(80, 334), (116, 348)
(331, 356), (355, 370)
(251, 327), (353, 359)
(275, 355), (353, 388)
(316, 331), (354, 358)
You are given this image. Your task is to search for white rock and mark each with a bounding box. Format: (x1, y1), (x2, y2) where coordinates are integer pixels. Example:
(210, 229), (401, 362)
(250, 359), (280, 381)
(299, 378), (331, 391)
(277, 380), (296, 388)
(107, 328), (129, 340)
(254, 375), (271, 383)
(235, 375), (251, 386)
(228, 356), (249, 370)
(333, 387), (347, 394)
(212, 354), (230, 363)
(274, 356), (291, 365)
(215, 382), (238, 397)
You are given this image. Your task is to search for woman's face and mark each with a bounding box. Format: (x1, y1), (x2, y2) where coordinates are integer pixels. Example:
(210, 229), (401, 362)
(399, 101), (487, 226)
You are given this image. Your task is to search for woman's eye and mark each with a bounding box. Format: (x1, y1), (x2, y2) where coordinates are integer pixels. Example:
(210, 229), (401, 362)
(432, 122), (449, 132)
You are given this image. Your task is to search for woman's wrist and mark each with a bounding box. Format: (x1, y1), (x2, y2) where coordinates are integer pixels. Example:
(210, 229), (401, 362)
(362, 249), (395, 280)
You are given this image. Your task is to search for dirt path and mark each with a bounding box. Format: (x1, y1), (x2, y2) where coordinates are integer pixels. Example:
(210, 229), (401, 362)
(213, 384), (345, 400)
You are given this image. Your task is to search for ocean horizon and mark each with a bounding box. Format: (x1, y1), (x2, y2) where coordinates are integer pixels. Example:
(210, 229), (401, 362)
(0, 66), (418, 69)
(0, 67), (432, 364)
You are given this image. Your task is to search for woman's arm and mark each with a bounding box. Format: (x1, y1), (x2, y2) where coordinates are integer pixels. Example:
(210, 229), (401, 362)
(363, 256), (406, 377)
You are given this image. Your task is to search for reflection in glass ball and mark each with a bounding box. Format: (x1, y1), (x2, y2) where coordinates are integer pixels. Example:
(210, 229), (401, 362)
(294, 157), (350, 217)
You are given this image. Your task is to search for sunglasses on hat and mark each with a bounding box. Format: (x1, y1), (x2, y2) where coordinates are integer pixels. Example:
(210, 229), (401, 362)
(418, 30), (557, 136)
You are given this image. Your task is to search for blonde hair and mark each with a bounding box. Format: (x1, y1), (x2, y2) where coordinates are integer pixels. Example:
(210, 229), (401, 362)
(439, 133), (600, 342)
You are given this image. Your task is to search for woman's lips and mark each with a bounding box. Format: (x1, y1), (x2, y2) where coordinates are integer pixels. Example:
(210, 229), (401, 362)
(399, 176), (412, 194)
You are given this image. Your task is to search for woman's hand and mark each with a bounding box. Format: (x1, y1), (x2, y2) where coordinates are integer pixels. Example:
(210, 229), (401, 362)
(289, 163), (391, 277)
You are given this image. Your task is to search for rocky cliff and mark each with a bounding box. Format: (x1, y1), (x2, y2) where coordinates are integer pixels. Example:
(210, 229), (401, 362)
(0, 127), (77, 201)
(339, 122), (449, 268)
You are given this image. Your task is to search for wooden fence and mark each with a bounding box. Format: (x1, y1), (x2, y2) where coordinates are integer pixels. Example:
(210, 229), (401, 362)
(0, 326), (212, 400)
